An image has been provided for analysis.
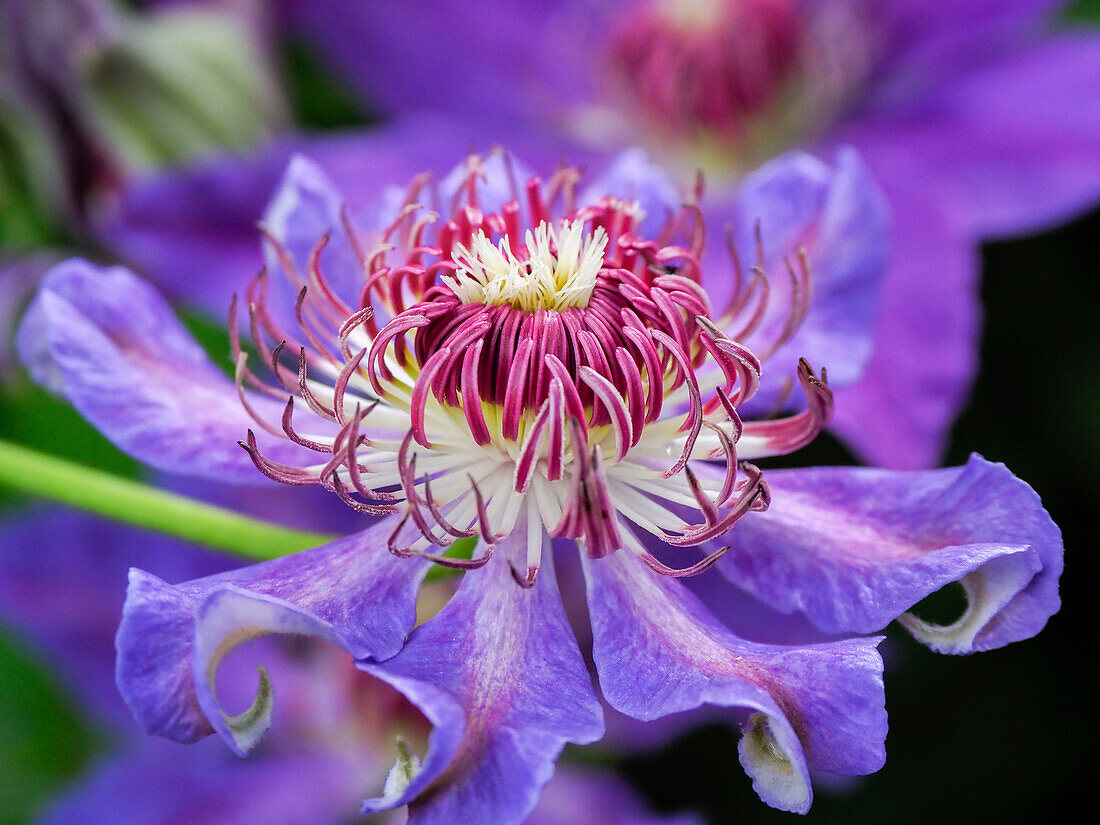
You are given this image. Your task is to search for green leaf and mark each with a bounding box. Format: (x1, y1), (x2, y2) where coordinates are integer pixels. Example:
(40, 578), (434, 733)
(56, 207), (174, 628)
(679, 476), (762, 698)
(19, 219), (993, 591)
(1067, 0), (1100, 23)
(282, 42), (376, 130)
(0, 628), (102, 825)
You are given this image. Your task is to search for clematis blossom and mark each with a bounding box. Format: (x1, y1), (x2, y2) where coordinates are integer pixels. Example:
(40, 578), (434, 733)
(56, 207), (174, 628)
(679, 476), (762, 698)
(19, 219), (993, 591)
(18, 150), (1062, 821)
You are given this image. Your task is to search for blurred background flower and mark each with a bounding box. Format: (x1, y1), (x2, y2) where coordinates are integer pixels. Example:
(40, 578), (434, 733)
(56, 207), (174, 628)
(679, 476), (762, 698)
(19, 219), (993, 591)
(1, 1), (1097, 823)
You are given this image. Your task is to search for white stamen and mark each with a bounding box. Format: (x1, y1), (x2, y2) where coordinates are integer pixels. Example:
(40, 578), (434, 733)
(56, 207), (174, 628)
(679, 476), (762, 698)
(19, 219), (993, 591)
(381, 737), (422, 800)
(444, 220), (608, 311)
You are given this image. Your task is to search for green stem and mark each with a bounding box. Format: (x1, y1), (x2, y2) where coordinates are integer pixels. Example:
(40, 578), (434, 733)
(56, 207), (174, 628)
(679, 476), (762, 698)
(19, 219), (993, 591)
(0, 439), (335, 560)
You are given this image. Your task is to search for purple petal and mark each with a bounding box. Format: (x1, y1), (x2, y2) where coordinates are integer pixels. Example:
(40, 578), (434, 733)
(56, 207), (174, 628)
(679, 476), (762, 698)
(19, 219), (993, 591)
(715, 147), (888, 401)
(282, 0), (601, 121)
(714, 455), (1062, 651)
(16, 259), (313, 481)
(361, 547), (604, 825)
(116, 514), (427, 752)
(597, 544), (843, 754)
(527, 766), (703, 825)
(826, 175), (978, 468)
(584, 550), (886, 814)
(38, 737), (366, 825)
(868, 33), (1100, 239)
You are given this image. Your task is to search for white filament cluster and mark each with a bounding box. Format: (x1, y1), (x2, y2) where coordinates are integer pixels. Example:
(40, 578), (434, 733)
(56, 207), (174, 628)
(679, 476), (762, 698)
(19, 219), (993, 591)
(445, 220), (608, 311)
(659, 0), (726, 30)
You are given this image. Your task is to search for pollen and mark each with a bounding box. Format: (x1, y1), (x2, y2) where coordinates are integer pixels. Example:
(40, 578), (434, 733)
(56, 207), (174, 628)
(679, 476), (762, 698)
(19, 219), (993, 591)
(444, 220), (608, 312)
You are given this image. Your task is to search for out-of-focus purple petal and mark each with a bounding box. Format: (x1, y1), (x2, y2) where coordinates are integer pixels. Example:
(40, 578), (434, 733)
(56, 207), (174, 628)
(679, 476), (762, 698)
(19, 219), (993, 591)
(584, 550), (885, 814)
(869, 0), (1066, 111)
(864, 34), (1100, 239)
(15, 259), (315, 481)
(37, 737), (368, 825)
(714, 455), (1062, 652)
(0, 253), (62, 379)
(282, 0), (601, 121)
(826, 33), (1100, 469)
(116, 515), (427, 752)
(527, 766), (703, 825)
(826, 171), (978, 468)
(361, 548), (603, 825)
(715, 147), (888, 403)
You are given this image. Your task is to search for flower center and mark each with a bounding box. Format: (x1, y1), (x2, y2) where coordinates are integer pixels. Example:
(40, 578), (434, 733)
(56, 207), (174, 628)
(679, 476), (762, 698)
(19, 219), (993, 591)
(401, 201), (711, 455)
(607, 0), (803, 141)
(445, 221), (608, 312)
(238, 156), (830, 580)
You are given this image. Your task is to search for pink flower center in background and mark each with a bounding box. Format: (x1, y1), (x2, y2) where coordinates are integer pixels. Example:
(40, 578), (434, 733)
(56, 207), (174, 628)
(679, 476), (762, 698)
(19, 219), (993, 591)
(608, 0), (803, 140)
(240, 157), (828, 581)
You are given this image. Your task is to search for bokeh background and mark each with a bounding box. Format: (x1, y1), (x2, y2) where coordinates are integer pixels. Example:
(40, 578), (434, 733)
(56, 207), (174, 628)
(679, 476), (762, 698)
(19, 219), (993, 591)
(2, 2), (1096, 823)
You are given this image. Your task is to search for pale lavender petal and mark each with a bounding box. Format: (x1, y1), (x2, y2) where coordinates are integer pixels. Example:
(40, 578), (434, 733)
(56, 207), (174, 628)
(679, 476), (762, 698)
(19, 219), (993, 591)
(826, 175), (978, 468)
(579, 148), (685, 239)
(584, 550), (885, 814)
(259, 154), (361, 322)
(527, 766), (703, 825)
(431, 151), (539, 230)
(37, 737), (367, 825)
(116, 514), (427, 752)
(15, 259), (313, 481)
(716, 147), (888, 401)
(361, 546), (603, 825)
(714, 455), (1062, 652)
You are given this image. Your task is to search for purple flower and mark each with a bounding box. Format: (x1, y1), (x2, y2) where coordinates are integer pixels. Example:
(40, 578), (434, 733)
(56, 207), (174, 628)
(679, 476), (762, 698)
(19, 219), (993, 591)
(19, 151), (1062, 820)
(106, 0), (1099, 468)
